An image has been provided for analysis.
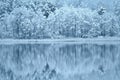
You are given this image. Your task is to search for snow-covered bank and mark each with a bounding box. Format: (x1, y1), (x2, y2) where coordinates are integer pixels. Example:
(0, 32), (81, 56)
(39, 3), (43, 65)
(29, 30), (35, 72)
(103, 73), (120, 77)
(0, 37), (120, 44)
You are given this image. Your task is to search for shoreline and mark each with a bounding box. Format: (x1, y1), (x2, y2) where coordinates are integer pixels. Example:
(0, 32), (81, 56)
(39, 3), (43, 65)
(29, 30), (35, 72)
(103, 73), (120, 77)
(0, 37), (120, 44)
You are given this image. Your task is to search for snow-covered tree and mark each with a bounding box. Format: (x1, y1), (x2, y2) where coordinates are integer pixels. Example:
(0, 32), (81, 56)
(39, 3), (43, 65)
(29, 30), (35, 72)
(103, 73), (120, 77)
(97, 12), (119, 37)
(0, 0), (120, 39)
(6, 6), (48, 39)
(48, 6), (98, 38)
(114, 0), (120, 28)
(114, 0), (120, 16)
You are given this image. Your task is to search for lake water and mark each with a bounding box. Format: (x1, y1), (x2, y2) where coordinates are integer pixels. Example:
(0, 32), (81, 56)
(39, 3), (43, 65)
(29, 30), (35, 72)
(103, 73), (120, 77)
(0, 43), (120, 80)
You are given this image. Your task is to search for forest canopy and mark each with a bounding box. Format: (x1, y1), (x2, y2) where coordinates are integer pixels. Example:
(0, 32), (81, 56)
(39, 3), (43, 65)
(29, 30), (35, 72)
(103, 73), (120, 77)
(0, 0), (120, 39)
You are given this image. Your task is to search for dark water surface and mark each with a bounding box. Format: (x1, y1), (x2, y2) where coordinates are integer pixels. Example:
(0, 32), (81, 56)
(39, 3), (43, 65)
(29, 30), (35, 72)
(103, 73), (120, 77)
(0, 43), (120, 80)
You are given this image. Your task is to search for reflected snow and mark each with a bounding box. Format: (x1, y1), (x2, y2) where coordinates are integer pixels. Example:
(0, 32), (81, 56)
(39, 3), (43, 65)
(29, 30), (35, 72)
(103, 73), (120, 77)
(0, 44), (120, 80)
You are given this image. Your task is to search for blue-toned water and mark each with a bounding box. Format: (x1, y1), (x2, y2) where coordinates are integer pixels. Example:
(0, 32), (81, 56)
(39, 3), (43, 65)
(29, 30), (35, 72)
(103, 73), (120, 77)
(0, 43), (120, 80)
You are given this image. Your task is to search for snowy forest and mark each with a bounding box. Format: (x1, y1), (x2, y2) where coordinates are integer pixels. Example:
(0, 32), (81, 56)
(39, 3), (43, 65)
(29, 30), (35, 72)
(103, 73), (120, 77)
(0, 0), (120, 39)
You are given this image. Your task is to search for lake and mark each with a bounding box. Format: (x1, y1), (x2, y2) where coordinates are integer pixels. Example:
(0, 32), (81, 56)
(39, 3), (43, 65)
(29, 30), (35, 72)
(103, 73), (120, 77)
(0, 43), (120, 80)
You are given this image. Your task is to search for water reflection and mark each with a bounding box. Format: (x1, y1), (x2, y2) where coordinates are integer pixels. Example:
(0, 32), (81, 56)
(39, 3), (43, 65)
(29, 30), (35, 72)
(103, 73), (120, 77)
(0, 44), (120, 80)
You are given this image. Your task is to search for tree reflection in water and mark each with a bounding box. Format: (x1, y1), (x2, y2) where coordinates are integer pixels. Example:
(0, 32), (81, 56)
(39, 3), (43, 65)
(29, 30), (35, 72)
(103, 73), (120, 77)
(0, 44), (120, 80)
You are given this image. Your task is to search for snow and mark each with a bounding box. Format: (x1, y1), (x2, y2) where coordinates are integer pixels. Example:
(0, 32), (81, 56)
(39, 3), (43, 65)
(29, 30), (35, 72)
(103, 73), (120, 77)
(0, 0), (120, 39)
(0, 37), (120, 44)
(0, 0), (120, 80)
